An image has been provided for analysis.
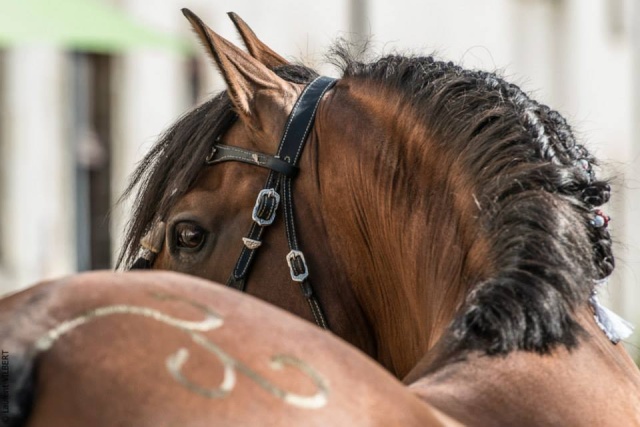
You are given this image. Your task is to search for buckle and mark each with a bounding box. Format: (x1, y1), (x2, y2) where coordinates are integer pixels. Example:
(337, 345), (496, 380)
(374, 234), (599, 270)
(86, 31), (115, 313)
(252, 189), (280, 226)
(286, 250), (309, 282)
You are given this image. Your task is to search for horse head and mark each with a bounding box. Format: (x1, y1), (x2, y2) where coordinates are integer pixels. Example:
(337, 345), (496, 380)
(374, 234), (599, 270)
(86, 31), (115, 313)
(119, 10), (378, 362)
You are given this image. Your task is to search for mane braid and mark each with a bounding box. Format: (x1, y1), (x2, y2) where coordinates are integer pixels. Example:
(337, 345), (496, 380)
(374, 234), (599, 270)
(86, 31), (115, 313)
(330, 44), (613, 358)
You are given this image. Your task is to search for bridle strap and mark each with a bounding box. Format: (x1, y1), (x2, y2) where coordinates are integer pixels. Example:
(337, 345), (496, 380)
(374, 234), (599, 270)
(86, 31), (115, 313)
(225, 76), (337, 330)
(131, 76), (337, 331)
(206, 144), (298, 177)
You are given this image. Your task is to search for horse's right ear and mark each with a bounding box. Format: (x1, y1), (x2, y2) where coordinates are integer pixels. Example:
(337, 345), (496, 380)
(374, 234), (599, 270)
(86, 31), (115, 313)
(182, 9), (295, 123)
(227, 12), (288, 69)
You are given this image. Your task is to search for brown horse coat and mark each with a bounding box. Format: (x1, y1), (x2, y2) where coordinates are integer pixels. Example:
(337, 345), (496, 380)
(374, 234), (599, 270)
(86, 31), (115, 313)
(109, 9), (640, 425)
(0, 271), (457, 427)
(408, 308), (640, 426)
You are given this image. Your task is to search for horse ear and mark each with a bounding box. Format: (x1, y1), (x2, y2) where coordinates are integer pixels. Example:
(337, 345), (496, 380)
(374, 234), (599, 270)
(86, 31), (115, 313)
(227, 12), (288, 69)
(182, 9), (293, 119)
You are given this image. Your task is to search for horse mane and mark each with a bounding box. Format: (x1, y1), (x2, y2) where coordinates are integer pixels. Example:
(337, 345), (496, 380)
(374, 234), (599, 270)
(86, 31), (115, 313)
(119, 43), (613, 359)
(329, 45), (613, 357)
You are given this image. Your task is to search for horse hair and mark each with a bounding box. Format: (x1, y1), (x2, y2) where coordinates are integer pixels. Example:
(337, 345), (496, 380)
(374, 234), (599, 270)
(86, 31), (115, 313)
(118, 43), (613, 359)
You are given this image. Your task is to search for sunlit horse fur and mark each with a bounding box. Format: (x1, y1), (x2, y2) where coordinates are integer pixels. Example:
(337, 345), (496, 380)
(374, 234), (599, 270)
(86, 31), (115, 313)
(0, 271), (458, 427)
(5, 9), (635, 425)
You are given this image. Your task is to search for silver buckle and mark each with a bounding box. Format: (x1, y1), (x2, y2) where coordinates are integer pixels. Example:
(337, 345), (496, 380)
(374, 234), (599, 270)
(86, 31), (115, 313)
(286, 250), (309, 282)
(252, 189), (280, 226)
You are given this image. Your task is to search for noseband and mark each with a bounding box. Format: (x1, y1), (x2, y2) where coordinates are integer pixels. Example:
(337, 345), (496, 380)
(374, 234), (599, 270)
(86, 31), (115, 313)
(133, 76), (337, 330)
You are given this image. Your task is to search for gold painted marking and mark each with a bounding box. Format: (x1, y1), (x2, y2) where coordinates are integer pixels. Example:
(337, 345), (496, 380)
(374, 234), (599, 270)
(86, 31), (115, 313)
(34, 293), (329, 409)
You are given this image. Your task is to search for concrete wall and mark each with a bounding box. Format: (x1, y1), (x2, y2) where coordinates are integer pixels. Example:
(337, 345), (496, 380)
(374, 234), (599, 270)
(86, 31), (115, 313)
(0, 48), (75, 291)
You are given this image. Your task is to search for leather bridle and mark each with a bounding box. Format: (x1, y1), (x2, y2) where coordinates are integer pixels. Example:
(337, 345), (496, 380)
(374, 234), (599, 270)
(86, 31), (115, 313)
(133, 76), (337, 330)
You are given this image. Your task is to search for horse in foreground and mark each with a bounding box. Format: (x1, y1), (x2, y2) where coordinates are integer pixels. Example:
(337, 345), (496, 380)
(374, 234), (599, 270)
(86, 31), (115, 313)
(118, 9), (640, 424)
(0, 271), (456, 427)
(3, 8), (640, 425)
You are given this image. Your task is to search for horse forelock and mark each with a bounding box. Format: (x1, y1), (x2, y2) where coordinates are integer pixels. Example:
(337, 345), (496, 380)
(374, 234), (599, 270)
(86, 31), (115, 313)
(329, 44), (613, 359)
(116, 92), (230, 269)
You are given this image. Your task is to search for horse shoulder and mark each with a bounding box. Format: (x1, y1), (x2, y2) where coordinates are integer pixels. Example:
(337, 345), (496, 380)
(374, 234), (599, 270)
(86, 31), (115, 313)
(408, 309), (640, 426)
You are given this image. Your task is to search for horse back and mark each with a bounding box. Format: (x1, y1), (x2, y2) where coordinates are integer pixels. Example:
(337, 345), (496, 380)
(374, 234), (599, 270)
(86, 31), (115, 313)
(0, 271), (456, 427)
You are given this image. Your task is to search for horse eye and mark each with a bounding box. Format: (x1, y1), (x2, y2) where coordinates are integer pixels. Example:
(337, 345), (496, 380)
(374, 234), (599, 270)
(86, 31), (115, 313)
(174, 223), (206, 250)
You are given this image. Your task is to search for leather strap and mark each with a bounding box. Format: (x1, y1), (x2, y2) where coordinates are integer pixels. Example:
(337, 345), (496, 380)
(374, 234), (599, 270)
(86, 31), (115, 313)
(132, 76), (337, 331)
(227, 76), (337, 330)
(276, 76), (336, 162)
(206, 144), (298, 177)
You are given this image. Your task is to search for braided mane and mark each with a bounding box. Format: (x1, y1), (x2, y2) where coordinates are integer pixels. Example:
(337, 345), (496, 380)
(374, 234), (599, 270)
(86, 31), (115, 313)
(332, 47), (613, 356)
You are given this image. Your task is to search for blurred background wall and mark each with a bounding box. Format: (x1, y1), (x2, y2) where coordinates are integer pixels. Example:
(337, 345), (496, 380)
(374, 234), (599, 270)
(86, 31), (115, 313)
(1, 0), (639, 357)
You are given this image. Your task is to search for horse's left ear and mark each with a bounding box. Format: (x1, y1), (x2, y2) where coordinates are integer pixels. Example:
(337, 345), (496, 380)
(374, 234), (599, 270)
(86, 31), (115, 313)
(182, 9), (294, 121)
(227, 12), (288, 69)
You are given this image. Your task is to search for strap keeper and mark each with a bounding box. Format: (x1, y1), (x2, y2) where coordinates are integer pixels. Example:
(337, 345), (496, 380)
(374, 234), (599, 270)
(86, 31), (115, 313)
(286, 250), (309, 282)
(252, 189), (280, 226)
(266, 156), (298, 177)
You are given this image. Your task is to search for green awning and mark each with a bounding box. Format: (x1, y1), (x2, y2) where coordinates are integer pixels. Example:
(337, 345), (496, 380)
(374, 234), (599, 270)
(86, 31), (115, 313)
(0, 0), (191, 54)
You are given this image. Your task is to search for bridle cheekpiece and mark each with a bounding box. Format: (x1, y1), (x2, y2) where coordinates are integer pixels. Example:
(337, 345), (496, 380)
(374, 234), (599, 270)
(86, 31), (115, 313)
(134, 76), (337, 330)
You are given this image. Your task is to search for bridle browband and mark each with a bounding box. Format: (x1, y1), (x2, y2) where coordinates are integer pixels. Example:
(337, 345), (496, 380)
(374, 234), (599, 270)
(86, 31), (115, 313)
(133, 76), (337, 330)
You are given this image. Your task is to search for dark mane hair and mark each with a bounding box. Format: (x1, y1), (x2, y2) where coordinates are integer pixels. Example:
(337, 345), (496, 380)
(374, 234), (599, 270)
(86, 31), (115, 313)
(119, 44), (613, 358)
(330, 46), (613, 356)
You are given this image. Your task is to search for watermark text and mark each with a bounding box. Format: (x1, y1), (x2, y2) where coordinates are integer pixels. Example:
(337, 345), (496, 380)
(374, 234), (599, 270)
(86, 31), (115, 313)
(1, 350), (9, 424)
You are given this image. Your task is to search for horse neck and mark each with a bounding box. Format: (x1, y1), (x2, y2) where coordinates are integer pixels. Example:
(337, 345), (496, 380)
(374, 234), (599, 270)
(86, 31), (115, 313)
(312, 86), (492, 377)
(408, 304), (640, 425)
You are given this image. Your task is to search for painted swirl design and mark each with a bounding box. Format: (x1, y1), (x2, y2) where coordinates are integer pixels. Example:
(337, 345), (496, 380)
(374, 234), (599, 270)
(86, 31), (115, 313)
(34, 292), (329, 409)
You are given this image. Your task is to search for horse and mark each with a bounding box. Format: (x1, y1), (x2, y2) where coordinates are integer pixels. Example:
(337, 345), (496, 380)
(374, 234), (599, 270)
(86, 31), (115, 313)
(0, 271), (460, 426)
(105, 9), (640, 424)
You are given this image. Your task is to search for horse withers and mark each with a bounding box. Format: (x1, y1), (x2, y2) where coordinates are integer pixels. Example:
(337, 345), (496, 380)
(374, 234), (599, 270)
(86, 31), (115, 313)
(0, 271), (457, 427)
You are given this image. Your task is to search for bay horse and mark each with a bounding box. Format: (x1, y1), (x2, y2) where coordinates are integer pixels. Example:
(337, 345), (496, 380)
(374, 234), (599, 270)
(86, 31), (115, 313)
(106, 8), (640, 424)
(0, 271), (457, 426)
